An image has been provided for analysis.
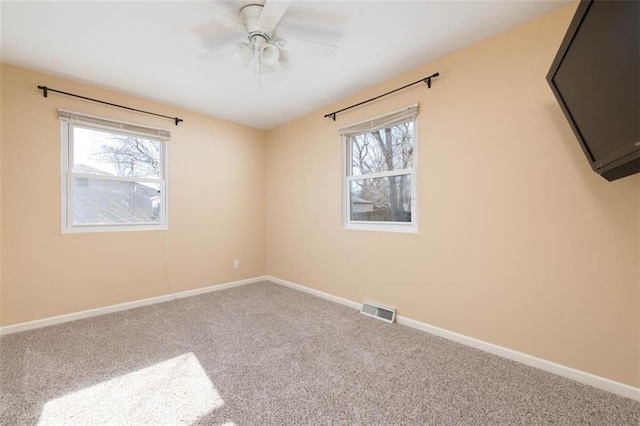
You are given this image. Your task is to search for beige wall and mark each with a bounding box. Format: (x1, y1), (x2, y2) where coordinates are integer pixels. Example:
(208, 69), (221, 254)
(265, 4), (640, 387)
(0, 63), (266, 326)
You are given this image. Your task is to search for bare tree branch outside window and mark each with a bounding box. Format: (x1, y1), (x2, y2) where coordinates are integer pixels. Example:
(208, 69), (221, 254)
(350, 121), (414, 222)
(95, 134), (160, 178)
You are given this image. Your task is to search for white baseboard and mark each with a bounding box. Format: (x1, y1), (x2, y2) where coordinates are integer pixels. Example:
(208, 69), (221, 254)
(173, 276), (269, 299)
(265, 275), (640, 402)
(0, 275), (269, 336)
(268, 276), (361, 310)
(0, 293), (175, 336)
(2, 274), (637, 401)
(395, 316), (640, 402)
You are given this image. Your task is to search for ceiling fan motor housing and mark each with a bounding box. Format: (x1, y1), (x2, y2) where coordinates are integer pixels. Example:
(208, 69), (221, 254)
(240, 3), (279, 68)
(240, 4), (271, 38)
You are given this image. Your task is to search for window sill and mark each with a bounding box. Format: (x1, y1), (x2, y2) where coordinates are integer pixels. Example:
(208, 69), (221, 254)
(62, 224), (169, 234)
(343, 223), (418, 234)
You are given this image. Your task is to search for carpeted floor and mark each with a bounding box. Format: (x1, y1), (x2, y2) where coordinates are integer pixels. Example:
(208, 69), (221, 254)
(1, 281), (638, 425)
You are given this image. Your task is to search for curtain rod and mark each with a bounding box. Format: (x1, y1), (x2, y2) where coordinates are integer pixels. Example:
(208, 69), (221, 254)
(324, 72), (439, 121)
(37, 85), (184, 126)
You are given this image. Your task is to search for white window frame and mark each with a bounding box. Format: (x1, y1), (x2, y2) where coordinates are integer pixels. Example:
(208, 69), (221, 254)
(341, 105), (418, 234)
(60, 110), (169, 233)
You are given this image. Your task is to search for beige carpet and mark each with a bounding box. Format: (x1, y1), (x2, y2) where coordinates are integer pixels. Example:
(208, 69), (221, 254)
(1, 281), (638, 425)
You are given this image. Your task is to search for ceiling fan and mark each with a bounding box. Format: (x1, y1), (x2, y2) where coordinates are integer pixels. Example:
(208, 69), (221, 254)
(198, 0), (339, 84)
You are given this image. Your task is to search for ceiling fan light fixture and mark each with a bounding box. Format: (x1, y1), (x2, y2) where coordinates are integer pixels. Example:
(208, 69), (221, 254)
(234, 43), (253, 67)
(260, 43), (280, 67)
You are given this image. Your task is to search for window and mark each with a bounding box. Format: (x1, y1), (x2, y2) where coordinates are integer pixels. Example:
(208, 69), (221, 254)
(341, 105), (418, 233)
(60, 110), (169, 233)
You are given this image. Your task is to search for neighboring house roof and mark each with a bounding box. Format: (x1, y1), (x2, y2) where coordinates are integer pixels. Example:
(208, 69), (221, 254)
(352, 197), (373, 205)
(74, 164), (106, 175)
(74, 164), (160, 224)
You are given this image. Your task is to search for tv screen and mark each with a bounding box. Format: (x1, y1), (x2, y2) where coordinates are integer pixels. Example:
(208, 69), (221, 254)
(547, 0), (639, 181)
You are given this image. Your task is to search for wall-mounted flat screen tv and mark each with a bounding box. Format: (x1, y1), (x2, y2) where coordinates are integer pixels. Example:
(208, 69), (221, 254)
(547, 0), (639, 181)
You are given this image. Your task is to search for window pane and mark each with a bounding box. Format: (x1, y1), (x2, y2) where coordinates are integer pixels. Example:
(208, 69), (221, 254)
(350, 174), (412, 222)
(73, 127), (161, 179)
(73, 178), (161, 225)
(350, 121), (414, 176)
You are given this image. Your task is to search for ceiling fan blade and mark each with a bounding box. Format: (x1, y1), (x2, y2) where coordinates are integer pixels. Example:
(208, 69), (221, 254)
(199, 0), (247, 35)
(198, 42), (242, 62)
(259, 0), (293, 33)
(276, 36), (338, 60)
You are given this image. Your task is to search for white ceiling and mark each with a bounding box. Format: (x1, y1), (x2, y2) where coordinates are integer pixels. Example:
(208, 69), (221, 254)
(1, 0), (570, 129)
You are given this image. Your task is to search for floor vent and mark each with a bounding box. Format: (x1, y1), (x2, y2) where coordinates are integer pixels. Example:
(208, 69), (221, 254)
(360, 301), (396, 323)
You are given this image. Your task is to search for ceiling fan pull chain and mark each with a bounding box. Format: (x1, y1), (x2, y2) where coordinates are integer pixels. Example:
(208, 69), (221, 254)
(254, 47), (261, 87)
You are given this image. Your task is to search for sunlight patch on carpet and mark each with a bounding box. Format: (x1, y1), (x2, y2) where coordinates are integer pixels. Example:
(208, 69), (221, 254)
(38, 353), (223, 425)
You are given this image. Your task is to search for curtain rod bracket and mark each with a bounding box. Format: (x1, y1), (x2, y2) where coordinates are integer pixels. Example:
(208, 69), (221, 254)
(424, 72), (440, 89)
(324, 72), (439, 121)
(36, 85), (183, 126)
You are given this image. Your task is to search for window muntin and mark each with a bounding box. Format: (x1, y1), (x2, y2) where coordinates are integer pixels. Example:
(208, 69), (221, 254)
(342, 106), (417, 232)
(61, 113), (168, 233)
